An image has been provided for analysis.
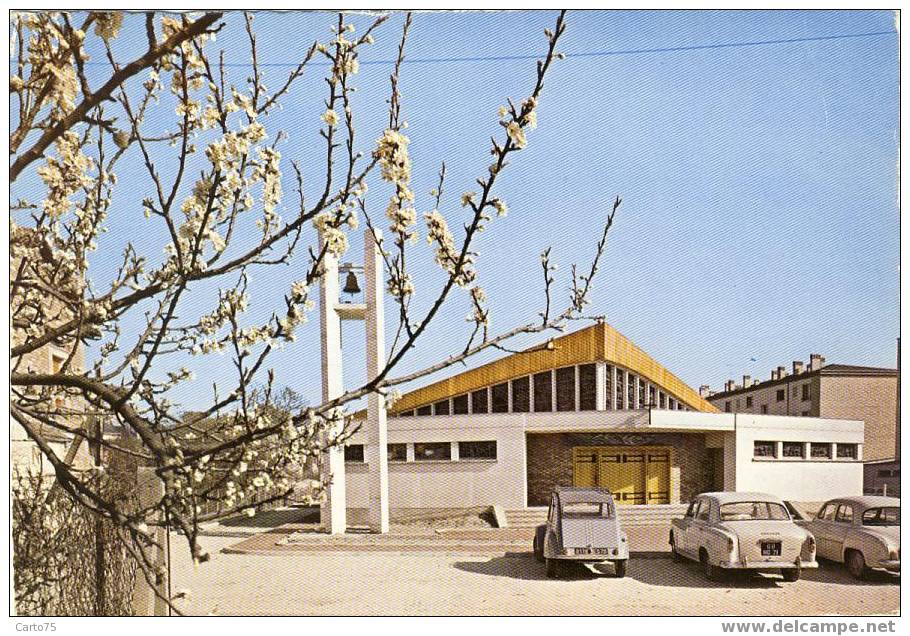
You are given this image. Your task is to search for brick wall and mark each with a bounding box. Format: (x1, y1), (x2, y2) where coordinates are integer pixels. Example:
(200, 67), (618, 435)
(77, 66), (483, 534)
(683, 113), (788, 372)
(819, 375), (898, 462)
(525, 432), (713, 506)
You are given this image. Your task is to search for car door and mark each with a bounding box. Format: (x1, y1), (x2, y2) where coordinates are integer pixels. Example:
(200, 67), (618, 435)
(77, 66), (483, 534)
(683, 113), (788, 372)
(676, 499), (699, 555)
(690, 497), (713, 556)
(829, 504), (854, 562)
(810, 502), (838, 560)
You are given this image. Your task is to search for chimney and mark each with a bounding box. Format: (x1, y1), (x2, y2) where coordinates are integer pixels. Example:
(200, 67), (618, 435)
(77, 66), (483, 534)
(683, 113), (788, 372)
(777, 365), (787, 379)
(724, 380), (735, 392)
(809, 353), (825, 371)
(742, 375), (751, 388)
(699, 385), (711, 398)
(770, 369), (779, 381)
(792, 360), (804, 375)
(753, 378), (761, 387)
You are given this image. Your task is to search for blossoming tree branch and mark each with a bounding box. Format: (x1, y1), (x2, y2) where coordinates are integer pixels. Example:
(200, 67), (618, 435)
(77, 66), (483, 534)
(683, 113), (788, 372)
(9, 10), (619, 610)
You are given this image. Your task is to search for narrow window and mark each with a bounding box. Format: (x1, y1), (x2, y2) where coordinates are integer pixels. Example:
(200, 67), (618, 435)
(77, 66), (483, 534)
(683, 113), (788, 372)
(399, 410), (414, 417)
(604, 365), (613, 409)
(615, 370), (624, 408)
(414, 442), (451, 461)
(433, 400), (450, 416)
(416, 405), (432, 416)
(810, 443), (832, 459)
(556, 366), (576, 411)
(344, 444), (365, 463)
(836, 443), (858, 460)
(388, 443), (408, 462)
(776, 389), (785, 402)
(533, 371), (552, 412)
(745, 396), (753, 408)
(801, 384), (810, 401)
(491, 382), (509, 413)
(760, 405), (768, 414)
(754, 440), (777, 458)
(511, 376), (530, 413)
(471, 388), (489, 414)
(458, 440), (497, 460)
(578, 364), (597, 411)
(452, 394), (469, 415)
(724, 401), (732, 413)
(782, 442), (805, 458)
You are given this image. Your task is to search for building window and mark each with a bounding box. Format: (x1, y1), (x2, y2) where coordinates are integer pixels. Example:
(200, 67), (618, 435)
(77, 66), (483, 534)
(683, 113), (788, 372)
(801, 384), (810, 401)
(724, 401), (732, 413)
(782, 442), (805, 459)
(434, 400), (450, 416)
(648, 385), (656, 409)
(810, 443), (832, 459)
(801, 410), (810, 417)
(760, 405), (768, 414)
(754, 440), (777, 458)
(471, 388), (489, 414)
(604, 365), (613, 409)
(458, 440), (497, 460)
(388, 443), (407, 462)
(776, 389), (785, 402)
(491, 382), (509, 413)
(578, 364), (597, 411)
(836, 443), (858, 460)
(416, 405), (432, 416)
(452, 394), (469, 415)
(414, 442), (451, 461)
(344, 444), (365, 463)
(615, 371), (625, 408)
(399, 410), (414, 417)
(745, 396), (753, 408)
(638, 380), (646, 407)
(511, 376), (530, 413)
(555, 366), (576, 411)
(627, 374), (635, 408)
(533, 371), (552, 412)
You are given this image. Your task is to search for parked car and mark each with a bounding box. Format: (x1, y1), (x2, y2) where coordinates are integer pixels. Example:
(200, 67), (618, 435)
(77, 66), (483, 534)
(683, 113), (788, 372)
(533, 486), (629, 578)
(670, 492), (817, 581)
(797, 496), (900, 579)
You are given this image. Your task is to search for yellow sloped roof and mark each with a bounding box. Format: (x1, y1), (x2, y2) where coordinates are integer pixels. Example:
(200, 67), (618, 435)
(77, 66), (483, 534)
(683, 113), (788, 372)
(390, 322), (718, 414)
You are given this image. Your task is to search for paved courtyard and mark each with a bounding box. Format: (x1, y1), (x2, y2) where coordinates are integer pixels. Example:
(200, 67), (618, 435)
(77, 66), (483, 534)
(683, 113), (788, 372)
(171, 534), (899, 616)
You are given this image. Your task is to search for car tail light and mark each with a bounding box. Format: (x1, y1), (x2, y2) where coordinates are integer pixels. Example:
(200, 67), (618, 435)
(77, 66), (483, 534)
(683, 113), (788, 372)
(726, 536), (735, 552)
(804, 536), (815, 555)
(889, 549), (899, 560)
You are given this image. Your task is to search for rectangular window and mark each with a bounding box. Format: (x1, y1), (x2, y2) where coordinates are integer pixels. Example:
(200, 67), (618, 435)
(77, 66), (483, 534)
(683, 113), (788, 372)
(638, 380), (646, 407)
(433, 400), (450, 416)
(533, 371), (552, 412)
(604, 365), (613, 409)
(724, 401), (732, 413)
(782, 442), (805, 458)
(344, 444), (364, 463)
(810, 443), (832, 459)
(754, 440), (777, 458)
(627, 374), (635, 408)
(801, 384), (810, 401)
(760, 405), (768, 414)
(511, 376), (530, 413)
(836, 443), (858, 460)
(414, 442), (451, 461)
(615, 371), (624, 408)
(471, 388), (488, 414)
(399, 410), (414, 417)
(578, 364), (597, 411)
(416, 405), (432, 416)
(491, 382), (509, 413)
(649, 385), (656, 409)
(388, 443), (407, 462)
(776, 389), (785, 402)
(556, 366), (576, 411)
(801, 410), (810, 417)
(745, 396), (753, 408)
(458, 440), (497, 460)
(452, 394), (469, 415)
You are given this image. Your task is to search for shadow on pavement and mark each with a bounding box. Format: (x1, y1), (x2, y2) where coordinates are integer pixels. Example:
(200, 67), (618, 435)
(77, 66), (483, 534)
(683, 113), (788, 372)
(802, 561), (900, 587)
(453, 555), (625, 582)
(219, 506), (319, 528)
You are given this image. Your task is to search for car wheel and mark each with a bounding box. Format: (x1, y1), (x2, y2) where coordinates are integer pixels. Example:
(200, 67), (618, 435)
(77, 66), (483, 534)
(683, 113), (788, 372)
(846, 550), (867, 580)
(670, 533), (683, 562)
(614, 559), (627, 578)
(700, 550), (718, 581)
(782, 565), (801, 582)
(533, 532), (544, 563)
(546, 558), (559, 579)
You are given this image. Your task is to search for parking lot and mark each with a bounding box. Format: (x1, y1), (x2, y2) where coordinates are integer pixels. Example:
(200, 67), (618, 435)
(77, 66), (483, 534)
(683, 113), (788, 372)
(171, 535), (898, 616)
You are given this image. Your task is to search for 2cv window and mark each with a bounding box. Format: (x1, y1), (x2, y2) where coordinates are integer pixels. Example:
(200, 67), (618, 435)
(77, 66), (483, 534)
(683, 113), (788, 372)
(562, 501), (614, 519)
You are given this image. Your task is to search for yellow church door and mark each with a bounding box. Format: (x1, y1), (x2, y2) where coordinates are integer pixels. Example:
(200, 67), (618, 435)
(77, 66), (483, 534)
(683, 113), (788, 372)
(572, 446), (671, 505)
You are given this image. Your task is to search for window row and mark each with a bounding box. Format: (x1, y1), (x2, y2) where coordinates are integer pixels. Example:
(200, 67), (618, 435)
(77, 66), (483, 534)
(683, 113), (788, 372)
(344, 440), (497, 463)
(724, 382), (813, 413)
(753, 440), (859, 460)
(398, 364), (689, 417)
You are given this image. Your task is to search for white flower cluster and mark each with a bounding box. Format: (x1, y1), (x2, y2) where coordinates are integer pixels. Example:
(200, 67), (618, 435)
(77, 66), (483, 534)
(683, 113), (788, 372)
(278, 280), (314, 342)
(91, 11), (123, 41)
(425, 209), (468, 285)
(37, 131), (95, 218)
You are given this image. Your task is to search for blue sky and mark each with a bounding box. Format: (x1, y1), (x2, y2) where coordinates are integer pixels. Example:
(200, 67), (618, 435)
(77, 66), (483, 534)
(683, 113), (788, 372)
(13, 10), (899, 410)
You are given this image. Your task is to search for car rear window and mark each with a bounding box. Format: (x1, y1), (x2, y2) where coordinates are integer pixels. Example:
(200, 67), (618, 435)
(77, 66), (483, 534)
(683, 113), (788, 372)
(562, 502), (614, 518)
(862, 507), (900, 526)
(720, 501), (790, 521)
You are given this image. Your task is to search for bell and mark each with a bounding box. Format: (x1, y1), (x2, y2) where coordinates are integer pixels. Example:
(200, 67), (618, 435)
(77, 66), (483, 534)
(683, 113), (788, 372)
(342, 270), (361, 296)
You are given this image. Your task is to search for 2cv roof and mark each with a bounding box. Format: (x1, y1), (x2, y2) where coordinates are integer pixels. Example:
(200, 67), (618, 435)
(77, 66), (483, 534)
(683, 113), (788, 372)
(554, 486), (615, 505)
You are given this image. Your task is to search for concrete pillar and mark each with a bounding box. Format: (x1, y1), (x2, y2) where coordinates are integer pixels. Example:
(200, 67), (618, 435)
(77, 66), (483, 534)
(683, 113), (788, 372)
(611, 365), (618, 411)
(364, 230), (389, 533)
(595, 362), (606, 411)
(319, 237), (346, 535)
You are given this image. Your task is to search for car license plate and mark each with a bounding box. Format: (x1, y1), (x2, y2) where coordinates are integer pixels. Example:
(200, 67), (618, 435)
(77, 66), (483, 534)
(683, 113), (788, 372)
(761, 541), (781, 557)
